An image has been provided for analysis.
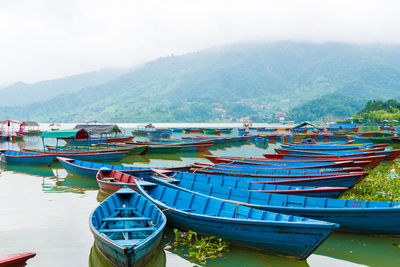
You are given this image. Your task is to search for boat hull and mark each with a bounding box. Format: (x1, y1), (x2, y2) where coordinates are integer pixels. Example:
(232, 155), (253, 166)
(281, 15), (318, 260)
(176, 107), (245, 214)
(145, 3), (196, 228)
(0, 252), (36, 267)
(164, 209), (332, 259)
(171, 172), (400, 235)
(24, 149), (127, 162)
(57, 157), (190, 178)
(261, 207), (400, 235)
(1, 150), (54, 165)
(137, 181), (337, 260)
(93, 230), (163, 267)
(89, 188), (166, 266)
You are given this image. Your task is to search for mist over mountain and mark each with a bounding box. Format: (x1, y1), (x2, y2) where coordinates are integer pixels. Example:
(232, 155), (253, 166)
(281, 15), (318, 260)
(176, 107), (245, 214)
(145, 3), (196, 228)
(0, 69), (127, 106)
(2, 42), (400, 122)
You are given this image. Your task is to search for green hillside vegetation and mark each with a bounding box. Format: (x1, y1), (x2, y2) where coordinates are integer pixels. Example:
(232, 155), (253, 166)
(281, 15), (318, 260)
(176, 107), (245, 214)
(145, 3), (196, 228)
(352, 99), (400, 123)
(288, 94), (366, 122)
(1, 42), (400, 122)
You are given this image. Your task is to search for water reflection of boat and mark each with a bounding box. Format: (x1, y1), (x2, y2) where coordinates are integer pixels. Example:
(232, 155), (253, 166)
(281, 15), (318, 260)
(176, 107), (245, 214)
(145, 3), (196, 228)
(119, 155), (150, 164)
(161, 227), (309, 267)
(253, 142), (269, 149)
(3, 164), (55, 177)
(145, 153), (182, 161)
(60, 173), (98, 188)
(89, 242), (166, 267)
(230, 141), (246, 147)
(315, 232), (400, 267)
(207, 247), (309, 267)
(42, 172), (98, 193)
(96, 189), (110, 203)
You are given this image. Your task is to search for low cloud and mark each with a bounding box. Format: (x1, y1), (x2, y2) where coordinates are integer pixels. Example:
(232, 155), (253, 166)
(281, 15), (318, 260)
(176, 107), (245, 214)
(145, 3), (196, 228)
(0, 0), (399, 85)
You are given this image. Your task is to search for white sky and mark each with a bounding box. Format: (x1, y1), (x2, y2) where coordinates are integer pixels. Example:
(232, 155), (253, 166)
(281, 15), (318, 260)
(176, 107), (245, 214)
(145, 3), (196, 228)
(0, 0), (399, 86)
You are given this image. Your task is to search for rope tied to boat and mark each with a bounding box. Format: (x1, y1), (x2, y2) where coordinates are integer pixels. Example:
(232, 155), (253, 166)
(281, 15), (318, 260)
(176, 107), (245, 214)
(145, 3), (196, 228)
(234, 203), (238, 218)
(161, 207), (173, 212)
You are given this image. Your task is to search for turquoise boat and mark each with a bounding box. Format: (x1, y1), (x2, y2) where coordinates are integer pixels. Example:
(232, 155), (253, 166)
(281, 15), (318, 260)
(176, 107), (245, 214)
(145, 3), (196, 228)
(57, 157), (190, 178)
(89, 187), (166, 266)
(1, 150), (54, 166)
(136, 179), (338, 260)
(24, 149), (128, 162)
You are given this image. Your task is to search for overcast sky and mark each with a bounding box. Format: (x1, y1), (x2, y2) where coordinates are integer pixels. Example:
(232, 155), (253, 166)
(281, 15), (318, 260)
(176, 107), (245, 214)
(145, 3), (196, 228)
(0, 0), (399, 86)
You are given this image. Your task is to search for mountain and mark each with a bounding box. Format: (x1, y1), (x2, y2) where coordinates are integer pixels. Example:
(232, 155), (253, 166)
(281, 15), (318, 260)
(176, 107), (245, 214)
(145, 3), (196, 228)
(0, 69), (128, 106)
(288, 94), (367, 122)
(2, 42), (400, 122)
(352, 99), (400, 123)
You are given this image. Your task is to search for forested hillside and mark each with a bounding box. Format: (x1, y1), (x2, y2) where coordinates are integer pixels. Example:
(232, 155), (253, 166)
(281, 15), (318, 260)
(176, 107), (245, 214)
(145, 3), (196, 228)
(2, 42), (400, 122)
(352, 99), (400, 123)
(288, 94), (367, 121)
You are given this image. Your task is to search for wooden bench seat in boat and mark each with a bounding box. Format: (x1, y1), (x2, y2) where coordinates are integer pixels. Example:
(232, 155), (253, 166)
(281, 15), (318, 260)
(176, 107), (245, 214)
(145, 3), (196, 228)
(99, 227), (156, 233)
(115, 239), (144, 247)
(102, 217), (152, 222)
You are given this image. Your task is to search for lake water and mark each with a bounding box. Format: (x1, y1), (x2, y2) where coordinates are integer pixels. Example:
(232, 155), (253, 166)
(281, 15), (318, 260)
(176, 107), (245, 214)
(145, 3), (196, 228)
(0, 125), (399, 267)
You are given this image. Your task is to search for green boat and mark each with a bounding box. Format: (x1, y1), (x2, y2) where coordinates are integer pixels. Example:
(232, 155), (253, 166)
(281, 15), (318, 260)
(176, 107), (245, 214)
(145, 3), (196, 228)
(22, 130), (44, 136)
(96, 144), (149, 155)
(218, 128), (233, 134)
(352, 135), (400, 144)
(144, 145), (181, 154)
(202, 128), (221, 135)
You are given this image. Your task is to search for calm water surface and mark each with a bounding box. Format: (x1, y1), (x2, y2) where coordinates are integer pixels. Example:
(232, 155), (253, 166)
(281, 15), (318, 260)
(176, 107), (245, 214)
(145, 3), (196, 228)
(0, 126), (399, 266)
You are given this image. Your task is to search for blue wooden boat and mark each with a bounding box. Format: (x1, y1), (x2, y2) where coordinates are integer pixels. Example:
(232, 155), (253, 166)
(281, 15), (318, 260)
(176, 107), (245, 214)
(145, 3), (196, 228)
(280, 143), (373, 151)
(24, 149), (128, 162)
(135, 178), (338, 259)
(269, 151), (386, 159)
(131, 130), (149, 136)
(205, 162), (362, 172)
(275, 147), (386, 155)
(149, 170), (366, 188)
(66, 136), (134, 146)
(191, 163), (364, 178)
(1, 150), (54, 165)
(150, 175), (400, 235)
(57, 157), (190, 178)
(257, 128), (276, 132)
(183, 136), (246, 144)
(89, 187), (166, 266)
(293, 140), (353, 145)
(147, 131), (172, 139)
(154, 170), (348, 198)
(206, 155), (363, 165)
(205, 155), (357, 169)
(208, 162), (362, 172)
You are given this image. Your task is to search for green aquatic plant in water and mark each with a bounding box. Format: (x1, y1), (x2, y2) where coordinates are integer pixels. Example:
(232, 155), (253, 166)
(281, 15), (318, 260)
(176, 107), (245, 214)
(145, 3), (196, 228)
(169, 229), (229, 266)
(341, 162), (400, 202)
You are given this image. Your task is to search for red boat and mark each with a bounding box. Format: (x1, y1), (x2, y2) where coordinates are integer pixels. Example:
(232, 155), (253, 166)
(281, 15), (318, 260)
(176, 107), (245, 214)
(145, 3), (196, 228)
(275, 148), (400, 161)
(96, 168), (140, 194)
(261, 154), (386, 169)
(247, 172), (368, 187)
(96, 168), (171, 194)
(204, 155), (376, 169)
(192, 162), (363, 173)
(189, 167), (366, 179)
(0, 252), (36, 267)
